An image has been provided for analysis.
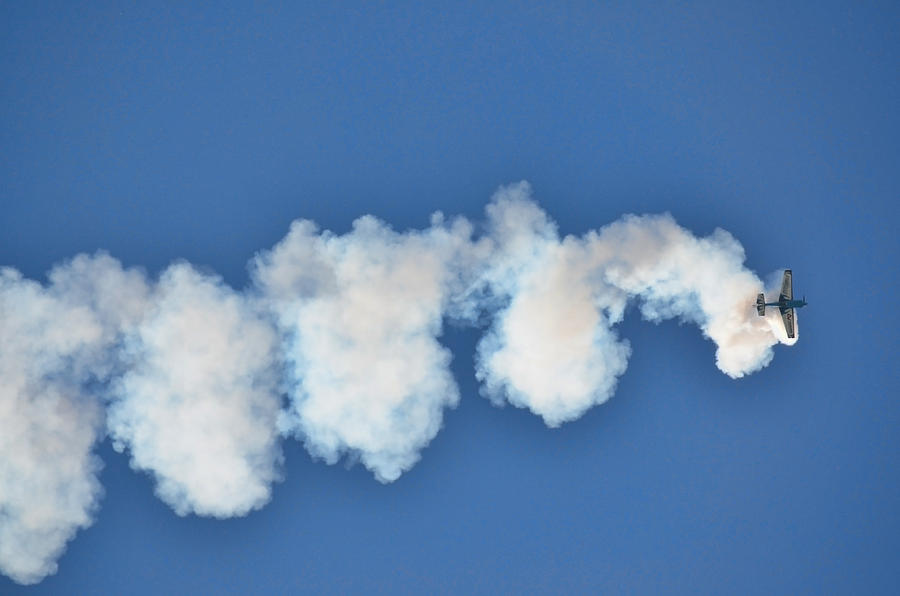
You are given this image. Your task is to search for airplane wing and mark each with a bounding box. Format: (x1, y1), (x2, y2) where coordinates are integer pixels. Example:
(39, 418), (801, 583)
(780, 269), (793, 300)
(781, 307), (795, 339)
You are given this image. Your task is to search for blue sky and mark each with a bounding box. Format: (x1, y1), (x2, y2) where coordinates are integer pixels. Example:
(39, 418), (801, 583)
(2, 2), (898, 594)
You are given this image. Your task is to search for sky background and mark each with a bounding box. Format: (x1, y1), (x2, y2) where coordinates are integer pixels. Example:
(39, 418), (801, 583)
(2, 1), (898, 594)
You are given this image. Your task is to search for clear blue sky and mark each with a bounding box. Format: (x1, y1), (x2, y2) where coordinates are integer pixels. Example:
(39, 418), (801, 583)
(2, 1), (898, 593)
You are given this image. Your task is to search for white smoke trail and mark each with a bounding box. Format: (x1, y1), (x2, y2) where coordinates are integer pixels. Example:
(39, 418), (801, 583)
(0, 254), (148, 585)
(464, 182), (792, 425)
(0, 182), (798, 584)
(106, 263), (284, 517)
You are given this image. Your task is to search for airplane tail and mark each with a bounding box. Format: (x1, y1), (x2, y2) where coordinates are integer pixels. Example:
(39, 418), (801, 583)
(756, 293), (765, 316)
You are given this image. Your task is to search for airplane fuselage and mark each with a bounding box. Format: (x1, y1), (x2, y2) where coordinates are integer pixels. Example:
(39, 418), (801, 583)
(765, 299), (807, 309)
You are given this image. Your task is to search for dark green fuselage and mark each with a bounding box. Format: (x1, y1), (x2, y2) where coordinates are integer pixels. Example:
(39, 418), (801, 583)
(766, 298), (807, 310)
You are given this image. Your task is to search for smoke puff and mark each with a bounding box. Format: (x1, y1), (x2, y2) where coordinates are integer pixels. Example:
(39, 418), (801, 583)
(253, 215), (478, 482)
(107, 263), (283, 517)
(461, 185), (630, 426)
(0, 255), (147, 585)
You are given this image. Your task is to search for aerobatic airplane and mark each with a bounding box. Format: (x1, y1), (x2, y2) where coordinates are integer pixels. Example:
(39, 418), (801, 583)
(757, 269), (807, 339)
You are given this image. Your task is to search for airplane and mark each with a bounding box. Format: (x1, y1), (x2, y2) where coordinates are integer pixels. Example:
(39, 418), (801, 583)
(756, 269), (807, 339)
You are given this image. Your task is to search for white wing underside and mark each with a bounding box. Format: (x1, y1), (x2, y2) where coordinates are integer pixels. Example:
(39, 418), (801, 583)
(781, 308), (795, 338)
(780, 269), (792, 300)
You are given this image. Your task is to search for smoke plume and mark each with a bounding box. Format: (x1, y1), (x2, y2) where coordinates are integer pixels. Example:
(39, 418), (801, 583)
(0, 182), (797, 584)
(106, 263), (284, 517)
(0, 255), (147, 585)
(251, 214), (487, 482)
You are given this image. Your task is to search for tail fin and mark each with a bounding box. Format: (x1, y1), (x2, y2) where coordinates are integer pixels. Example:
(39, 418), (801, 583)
(756, 293), (765, 316)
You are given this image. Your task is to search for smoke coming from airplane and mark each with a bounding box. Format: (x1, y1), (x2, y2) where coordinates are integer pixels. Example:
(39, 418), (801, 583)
(0, 182), (796, 584)
(465, 184), (794, 425)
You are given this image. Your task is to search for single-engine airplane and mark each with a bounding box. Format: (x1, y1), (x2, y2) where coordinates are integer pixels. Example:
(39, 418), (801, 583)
(757, 269), (806, 339)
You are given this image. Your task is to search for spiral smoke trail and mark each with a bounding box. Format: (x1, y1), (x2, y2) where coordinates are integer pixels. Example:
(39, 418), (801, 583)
(0, 182), (795, 584)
